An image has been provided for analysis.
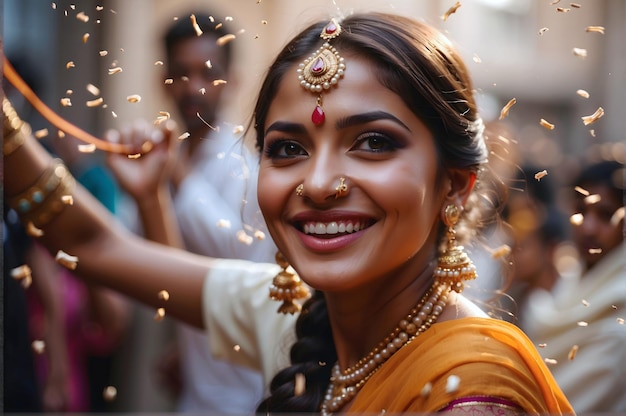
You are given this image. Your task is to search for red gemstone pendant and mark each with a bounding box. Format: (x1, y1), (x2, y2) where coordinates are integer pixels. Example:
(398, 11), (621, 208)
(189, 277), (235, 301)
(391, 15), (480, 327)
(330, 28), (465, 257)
(312, 105), (325, 125)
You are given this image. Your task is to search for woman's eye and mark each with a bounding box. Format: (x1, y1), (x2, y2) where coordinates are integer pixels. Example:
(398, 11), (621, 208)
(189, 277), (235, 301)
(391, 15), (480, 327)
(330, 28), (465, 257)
(264, 140), (307, 158)
(353, 133), (398, 153)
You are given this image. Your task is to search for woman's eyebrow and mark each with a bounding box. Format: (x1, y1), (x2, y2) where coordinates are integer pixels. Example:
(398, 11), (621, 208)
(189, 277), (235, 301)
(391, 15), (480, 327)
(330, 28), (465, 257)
(264, 121), (308, 136)
(335, 111), (411, 132)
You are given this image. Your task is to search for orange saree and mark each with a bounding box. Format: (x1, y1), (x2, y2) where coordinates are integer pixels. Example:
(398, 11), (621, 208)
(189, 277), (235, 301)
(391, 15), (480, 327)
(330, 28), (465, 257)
(349, 317), (574, 414)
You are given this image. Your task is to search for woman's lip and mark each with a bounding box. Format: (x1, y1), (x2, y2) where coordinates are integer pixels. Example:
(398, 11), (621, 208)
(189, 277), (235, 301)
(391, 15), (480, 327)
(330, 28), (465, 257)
(296, 227), (365, 252)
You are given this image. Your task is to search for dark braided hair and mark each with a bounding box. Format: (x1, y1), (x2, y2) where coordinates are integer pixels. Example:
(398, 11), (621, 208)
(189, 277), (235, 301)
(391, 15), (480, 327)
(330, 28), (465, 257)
(253, 12), (490, 413)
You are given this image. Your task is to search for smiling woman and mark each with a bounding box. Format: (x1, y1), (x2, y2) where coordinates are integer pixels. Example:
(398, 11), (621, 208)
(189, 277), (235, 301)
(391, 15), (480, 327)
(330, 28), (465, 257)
(4, 11), (573, 416)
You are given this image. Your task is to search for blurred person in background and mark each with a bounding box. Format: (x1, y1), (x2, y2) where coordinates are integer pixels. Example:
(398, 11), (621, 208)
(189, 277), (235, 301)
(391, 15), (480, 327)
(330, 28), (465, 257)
(106, 11), (277, 414)
(521, 152), (626, 413)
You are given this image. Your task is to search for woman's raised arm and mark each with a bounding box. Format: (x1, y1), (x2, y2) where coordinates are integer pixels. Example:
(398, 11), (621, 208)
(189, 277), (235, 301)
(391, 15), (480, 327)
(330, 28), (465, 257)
(4, 98), (211, 328)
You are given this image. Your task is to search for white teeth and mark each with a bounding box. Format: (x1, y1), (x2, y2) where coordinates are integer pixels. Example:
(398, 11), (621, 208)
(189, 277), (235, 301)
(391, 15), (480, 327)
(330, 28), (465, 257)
(326, 222), (339, 234)
(304, 221), (366, 235)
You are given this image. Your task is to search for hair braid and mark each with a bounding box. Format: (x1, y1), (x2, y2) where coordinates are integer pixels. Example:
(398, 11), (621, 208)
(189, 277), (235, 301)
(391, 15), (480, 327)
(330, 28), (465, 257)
(257, 291), (336, 413)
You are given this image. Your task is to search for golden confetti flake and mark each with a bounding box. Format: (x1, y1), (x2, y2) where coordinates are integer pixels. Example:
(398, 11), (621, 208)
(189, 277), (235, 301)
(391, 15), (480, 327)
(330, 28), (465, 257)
(576, 89), (590, 99)
(86, 83), (100, 96)
(544, 358), (558, 365)
(490, 245), (511, 259)
(96, 6), (104, 11)
(588, 248), (602, 254)
(55, 250), (79, 270)
(60, 97), (72, 107)
(58, 130), (66, 138)
(215, 23), (223, 30)
(216, 34), (236, 47)
(538, 27), (549, 35)
(27, 221), (44, 237)
(610, 207), (625, 226)
(294, 373), (306, 396)
(225, 16), (234, 22)
(76, 11), (89, 22)
(205, 60), (212, 69)
(442, 1), (462, 21)
(556, 7), (571, 12)
(154, 307), (166, 321)
(572, 47), (587, 58)
(126, 94), (141, 103)
(61, 195), (74, 205)
(35, 128), (49, 139)
(570, 213), (584, 226)
(83, 33), (90, 43)
(66, 89), (74, 95)
(535, 170), (548, 181)
(550, 0), (561, 4)
(11, 264), (32, 282)
(570, 3), (581, 8)
(540, 118), (555, 130)
(32, 340), (46, 355)
(584, 194), (601, 205)
(108, 67), (123, 75)
(158, 290), (170, 301)
(232, 125), (244, 135)
(154, 60), (164, 66)
(254, 230), (266, 240)
(581, 299), (590, 307)
(78, 143), (97, 153)
(420, 382), (432, 397)
(261, 20), (268, 25)
(87, 97), (104, 107)
(538, 343), (547, 348)
(472, 53), (482, 63)
(178, 132), (190, 141)
(574, 186), (590, 196)
(233, 344), (241, 352)
(127, 153), (141, 159)
(445, 375), (460, 393)
(199, 87), (206, 95)
(190, 14), (203, 36)
(103, 386), (117, 402)
(577, 321), (588, 327)
(581, 107), (604, 126)
(585, 26), (605, 35)
(499, 98), (516, 120)
(164, 78), (173, 85)
(568, 345), (579, 360)
(617, 318), (625, 325)
(66, 61), (76, 69)
(212, 79), (227, 86)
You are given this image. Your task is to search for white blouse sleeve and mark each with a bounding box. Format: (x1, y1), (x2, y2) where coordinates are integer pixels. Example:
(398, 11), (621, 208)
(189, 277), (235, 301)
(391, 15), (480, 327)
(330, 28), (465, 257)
(202, 259), (299, 387)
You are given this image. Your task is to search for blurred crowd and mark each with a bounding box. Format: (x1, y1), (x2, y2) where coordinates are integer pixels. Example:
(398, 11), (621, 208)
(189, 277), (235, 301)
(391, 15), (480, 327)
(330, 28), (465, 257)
(4, 3), (625, 415)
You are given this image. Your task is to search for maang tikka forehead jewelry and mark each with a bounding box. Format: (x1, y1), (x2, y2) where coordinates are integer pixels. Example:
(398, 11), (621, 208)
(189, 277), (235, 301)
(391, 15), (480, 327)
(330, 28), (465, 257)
(297, 18), (346, 125)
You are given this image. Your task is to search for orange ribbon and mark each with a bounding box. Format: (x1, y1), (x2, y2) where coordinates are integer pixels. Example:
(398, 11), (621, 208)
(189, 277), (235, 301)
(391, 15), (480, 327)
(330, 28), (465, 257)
(3, 56), (134, 154)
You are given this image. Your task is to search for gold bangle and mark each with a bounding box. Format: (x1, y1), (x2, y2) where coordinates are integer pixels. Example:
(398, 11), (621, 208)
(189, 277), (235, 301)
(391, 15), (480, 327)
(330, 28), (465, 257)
(8, 158), (76, 228)
(3, 97), (31, 156)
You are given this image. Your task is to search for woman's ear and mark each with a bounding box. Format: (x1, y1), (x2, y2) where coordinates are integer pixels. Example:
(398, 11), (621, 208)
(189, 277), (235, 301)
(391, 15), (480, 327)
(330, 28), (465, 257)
(445, 168), (477, 208)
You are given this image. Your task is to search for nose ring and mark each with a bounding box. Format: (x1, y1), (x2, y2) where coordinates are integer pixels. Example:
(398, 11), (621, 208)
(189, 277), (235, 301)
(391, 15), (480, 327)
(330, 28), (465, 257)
(296, 183), (304, 196)
(335, 177), (348, 199)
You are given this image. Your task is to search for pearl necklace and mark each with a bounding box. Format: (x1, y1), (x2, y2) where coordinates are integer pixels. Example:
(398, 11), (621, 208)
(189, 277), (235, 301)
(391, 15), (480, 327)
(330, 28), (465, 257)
(320, 280), (450, 416)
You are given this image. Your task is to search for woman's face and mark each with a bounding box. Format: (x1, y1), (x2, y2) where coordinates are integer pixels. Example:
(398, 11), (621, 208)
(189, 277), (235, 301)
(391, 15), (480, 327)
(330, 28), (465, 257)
(258, 55), (450, 293)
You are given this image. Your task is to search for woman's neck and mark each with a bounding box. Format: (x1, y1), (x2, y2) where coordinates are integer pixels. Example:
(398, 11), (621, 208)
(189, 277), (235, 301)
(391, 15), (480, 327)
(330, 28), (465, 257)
(325, 258), (437, 371)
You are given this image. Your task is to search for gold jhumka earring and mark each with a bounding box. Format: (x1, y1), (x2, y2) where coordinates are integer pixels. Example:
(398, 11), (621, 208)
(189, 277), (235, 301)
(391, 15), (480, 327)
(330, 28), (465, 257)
(434, 204), (477, 292)
(268, 252), (310, 314)
(297, 18), (346, 125)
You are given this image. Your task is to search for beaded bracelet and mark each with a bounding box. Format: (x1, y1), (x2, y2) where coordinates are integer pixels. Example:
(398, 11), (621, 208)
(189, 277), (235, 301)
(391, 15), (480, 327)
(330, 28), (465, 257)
(8, 158), (76, 228)
(3, 97), (32, 156)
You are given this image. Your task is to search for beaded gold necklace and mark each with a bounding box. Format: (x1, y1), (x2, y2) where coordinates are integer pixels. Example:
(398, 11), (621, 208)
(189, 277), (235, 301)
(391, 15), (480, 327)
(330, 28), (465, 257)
(320, 280), (451, 415)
